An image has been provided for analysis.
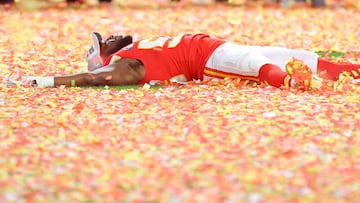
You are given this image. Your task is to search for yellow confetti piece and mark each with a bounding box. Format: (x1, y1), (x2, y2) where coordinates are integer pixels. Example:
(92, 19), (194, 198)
(71, 80), (76, 87)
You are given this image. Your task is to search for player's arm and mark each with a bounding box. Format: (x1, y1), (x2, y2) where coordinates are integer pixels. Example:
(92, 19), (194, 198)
(7, 58), (145, 88)
(54, 58), (145, 87)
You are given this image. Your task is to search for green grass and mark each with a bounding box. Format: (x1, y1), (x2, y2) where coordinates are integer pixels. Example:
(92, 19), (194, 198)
(316, 50), (345, 58)
(81, 85), (163, 90)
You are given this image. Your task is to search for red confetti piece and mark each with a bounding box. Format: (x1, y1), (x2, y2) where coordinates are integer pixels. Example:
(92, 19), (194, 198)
(105, 75), (112, 81)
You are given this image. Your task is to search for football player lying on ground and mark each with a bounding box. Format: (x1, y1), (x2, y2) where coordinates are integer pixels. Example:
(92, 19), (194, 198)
(6, 33), (360, 90)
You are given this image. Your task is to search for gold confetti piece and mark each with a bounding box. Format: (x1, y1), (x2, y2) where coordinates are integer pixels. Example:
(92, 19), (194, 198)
(70, 80), (76, 87)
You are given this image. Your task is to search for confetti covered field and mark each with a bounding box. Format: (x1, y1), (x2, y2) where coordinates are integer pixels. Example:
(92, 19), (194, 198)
(1, 2), (360, 203)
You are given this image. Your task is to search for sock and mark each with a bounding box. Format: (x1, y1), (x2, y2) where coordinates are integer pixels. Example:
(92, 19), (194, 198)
(258, 64), (291, 88)
(317, 58), (360, 80)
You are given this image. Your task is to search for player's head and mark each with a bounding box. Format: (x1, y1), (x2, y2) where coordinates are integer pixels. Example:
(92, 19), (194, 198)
(102, 35), (133, 57)
(86, 32), (133, 71)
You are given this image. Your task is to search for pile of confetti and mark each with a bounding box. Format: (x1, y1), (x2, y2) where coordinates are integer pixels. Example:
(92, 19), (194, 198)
(1, 3), (360, 202)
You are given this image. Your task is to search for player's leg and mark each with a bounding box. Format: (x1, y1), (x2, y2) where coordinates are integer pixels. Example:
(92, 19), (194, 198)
(317, 58), (360, 80)
(242, 45), (319, 73)
(245, 45), (320, 89)
(257, 46), (360, 81)
(204, 43), (291, 88)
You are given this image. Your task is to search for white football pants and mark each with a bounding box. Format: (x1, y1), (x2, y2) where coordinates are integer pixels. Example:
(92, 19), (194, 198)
(205, 42), (319, 79)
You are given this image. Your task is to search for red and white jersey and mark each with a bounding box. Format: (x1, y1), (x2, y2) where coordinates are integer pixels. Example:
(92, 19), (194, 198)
(104, 34), (225, 84)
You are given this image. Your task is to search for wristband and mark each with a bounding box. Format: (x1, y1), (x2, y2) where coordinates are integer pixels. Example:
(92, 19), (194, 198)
(28, 76), (55, 87)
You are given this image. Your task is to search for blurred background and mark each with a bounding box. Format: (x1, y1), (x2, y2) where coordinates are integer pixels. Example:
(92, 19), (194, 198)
(0, 0), (358, 9)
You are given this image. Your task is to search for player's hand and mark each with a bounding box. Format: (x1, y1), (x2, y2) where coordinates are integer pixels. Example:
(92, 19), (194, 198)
(3, 70), (36, 87)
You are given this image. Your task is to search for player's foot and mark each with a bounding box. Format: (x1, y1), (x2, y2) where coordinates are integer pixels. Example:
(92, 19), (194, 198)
(286, 58), (321, 90)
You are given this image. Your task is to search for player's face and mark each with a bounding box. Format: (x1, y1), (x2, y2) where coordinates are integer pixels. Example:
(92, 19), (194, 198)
(100, 35), (133, 58)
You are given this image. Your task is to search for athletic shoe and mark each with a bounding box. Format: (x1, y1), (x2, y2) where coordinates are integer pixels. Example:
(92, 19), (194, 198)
(286, 58), (319, 90)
